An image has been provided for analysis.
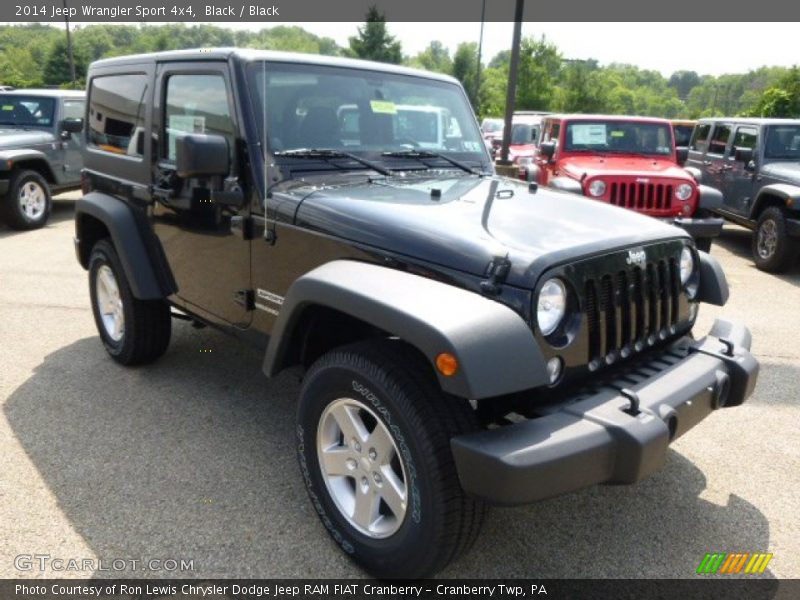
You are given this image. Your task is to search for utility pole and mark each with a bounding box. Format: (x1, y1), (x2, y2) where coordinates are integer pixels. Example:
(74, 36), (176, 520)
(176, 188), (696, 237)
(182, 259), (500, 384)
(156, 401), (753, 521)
(474, 0), (486, 114)
(498, 0), (524, 166)
(63, 0), (76, 85)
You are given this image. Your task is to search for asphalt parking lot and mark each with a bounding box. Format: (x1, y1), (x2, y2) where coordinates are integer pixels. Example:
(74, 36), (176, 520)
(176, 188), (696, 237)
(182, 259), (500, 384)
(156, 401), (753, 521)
(1, 192), (798, 580)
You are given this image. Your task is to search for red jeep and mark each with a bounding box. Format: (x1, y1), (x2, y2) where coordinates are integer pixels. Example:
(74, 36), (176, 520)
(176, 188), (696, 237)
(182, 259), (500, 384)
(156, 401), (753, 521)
(527, 115), (724, 251)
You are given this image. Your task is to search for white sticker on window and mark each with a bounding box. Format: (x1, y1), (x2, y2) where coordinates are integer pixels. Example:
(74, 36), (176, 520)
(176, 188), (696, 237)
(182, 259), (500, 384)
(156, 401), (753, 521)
(571, 124), (607, 145)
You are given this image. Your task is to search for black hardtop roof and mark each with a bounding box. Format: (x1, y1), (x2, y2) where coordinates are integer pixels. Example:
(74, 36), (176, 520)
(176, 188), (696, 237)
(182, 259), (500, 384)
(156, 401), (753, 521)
(89, 47), (459, 84)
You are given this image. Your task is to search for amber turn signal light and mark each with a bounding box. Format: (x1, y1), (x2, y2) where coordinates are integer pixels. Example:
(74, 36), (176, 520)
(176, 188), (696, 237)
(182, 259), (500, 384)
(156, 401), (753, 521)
(435, 352), (459, 377)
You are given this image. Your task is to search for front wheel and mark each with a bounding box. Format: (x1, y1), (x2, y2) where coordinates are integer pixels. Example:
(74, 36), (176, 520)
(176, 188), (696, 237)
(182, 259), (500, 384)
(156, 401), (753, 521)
(752, 207), (799, 273)
(88, 239), (171, 365)
(297, 340), (485, 578)
(0, 169), (51, 230)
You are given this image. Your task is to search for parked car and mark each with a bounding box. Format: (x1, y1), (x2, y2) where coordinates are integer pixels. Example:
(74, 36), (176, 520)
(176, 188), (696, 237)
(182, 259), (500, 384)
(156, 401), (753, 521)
(0, 89), (85, 229)
(480, 116), (503, 141)
(528, 114), (724, 251)
(672, 119), (696, 148)
(75, 49), (757, 578)
(493, 112), (547, 177)
(686, 118), (800, 272)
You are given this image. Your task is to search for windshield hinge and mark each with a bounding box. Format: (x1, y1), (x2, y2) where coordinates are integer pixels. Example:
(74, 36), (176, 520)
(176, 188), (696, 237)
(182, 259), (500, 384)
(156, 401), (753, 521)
(234, 289), (255, 311)
(480, 255), (511, 296)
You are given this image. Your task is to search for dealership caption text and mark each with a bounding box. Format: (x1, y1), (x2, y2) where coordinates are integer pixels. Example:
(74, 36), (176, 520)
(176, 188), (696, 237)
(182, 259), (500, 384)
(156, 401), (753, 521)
(16, 583), (548, 597)
(14, 4), (279, 18)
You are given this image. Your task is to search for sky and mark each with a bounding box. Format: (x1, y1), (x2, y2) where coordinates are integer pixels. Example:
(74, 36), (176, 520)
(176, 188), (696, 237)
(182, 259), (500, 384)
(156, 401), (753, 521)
(200, 21), (800, 77)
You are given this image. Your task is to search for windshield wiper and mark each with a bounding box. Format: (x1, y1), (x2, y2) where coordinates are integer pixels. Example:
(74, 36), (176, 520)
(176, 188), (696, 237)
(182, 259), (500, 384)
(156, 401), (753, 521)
(274, 148), (392, 176)
(381, 150), (482, 175)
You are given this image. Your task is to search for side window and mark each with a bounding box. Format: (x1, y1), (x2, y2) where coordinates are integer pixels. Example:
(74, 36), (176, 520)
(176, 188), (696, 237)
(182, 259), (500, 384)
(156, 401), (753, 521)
(164, 74), (234, 162)
(62, 99), (85, 121)
(707, 124), (732, 156)
(88, 74), (148, 157)
(731, 127), (758, 154)
(689, 123), (711, 152)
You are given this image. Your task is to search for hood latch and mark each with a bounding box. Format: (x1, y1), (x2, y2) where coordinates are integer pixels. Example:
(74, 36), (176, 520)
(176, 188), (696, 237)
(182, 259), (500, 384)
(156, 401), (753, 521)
(480, 255), (511, 296)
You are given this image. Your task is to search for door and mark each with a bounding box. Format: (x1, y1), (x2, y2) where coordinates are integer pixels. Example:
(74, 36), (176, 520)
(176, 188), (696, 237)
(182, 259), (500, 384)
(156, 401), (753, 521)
(151, 63), (252, 328)
(59, 97), (85, 184)
(720, 125), (759, 216)
(703, 122), (733, 192)
(686, 122), (711, 170)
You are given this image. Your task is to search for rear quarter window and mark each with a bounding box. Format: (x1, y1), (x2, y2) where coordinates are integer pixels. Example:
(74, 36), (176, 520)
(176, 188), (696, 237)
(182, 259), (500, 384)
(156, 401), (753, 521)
(88, 73), (148, 157)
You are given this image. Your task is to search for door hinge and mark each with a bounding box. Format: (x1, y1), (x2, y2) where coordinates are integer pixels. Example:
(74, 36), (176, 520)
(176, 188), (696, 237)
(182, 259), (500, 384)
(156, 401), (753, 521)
(234, 289), (255, 310)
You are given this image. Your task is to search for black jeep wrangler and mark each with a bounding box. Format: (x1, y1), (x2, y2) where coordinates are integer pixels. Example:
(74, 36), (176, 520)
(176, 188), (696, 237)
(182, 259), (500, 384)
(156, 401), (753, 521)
(74, 49), (758, 578)
(0, 89), (85, 230)
(687, 118), (800, 272)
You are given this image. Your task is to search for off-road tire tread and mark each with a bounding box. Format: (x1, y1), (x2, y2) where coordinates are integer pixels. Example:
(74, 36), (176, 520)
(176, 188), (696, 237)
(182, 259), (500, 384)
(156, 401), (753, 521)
(752, 207), (799, 273)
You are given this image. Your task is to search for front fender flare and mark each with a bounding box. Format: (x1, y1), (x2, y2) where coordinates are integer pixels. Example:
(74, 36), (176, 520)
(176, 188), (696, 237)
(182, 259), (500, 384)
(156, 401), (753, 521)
(75, 192), (174, 300)
(753, 184), (800, 216)
(697, 184), (723, 211)
(263, 260), (550, 399)
(0, 149), (54, 177)
(549, 176), (583, 195)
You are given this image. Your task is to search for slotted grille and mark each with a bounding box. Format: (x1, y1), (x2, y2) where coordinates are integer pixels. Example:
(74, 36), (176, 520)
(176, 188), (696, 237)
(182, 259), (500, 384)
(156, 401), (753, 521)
(585, 258), (681, 366)
(608, 181), (674, 211)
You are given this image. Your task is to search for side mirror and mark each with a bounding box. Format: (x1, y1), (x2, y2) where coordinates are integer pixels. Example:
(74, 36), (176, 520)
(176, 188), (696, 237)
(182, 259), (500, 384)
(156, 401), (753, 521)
(675, 146), (689, 165)
(734, 146), (754, 164)
(175, 134), (229, 179)
(60, 118), (83, 137)
(539, 140), (556, 160)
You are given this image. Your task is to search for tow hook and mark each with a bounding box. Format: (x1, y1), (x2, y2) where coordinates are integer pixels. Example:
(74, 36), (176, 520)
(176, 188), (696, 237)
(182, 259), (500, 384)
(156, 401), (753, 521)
(620, 388), (641, 416)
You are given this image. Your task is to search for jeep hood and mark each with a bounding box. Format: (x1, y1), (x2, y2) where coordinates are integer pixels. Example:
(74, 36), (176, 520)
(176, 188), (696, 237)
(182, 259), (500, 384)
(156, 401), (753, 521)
(289, 173), (688, 287)
(0, 128), (56, 150)
(760, 161), (800, 183)
(560, 155), (691, 181)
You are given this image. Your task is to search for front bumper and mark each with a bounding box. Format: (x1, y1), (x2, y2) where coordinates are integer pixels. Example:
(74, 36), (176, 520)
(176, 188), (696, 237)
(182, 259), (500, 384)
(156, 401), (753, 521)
(671, 216), (724, 240)
(451, 318), (758, 506)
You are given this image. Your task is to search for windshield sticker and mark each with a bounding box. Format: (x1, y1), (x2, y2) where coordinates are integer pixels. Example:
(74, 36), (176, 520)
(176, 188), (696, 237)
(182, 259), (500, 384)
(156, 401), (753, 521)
(464, 141), (482, 152)
(571, 124), (607, 145)
(2, 105), (13, 111)
(370, 100), (397, 114)
(610, 130), (625, 137)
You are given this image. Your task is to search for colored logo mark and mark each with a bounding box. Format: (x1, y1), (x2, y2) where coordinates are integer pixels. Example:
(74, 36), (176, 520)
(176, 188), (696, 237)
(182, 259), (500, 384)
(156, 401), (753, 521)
(696, 552), (773, 574)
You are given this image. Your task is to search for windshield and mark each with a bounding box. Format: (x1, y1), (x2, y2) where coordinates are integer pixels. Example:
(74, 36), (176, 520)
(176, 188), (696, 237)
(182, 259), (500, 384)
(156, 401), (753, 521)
(482, 119), (503, 133)
(764, 125), (800, 159)
(564, 120), (673, 156)
(0, 95), (56, 127)
(511, 123), (538, 145)
(248, 61), (487, 167)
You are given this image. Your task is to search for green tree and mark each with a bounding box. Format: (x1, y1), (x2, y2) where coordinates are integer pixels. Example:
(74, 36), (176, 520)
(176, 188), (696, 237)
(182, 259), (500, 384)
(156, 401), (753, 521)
(452, 42), (479, 107)
(348, 6), (402, 64)
(668, 70), (701, 100)
(516, 36), (562, 111)
(410, 41), (452, 74)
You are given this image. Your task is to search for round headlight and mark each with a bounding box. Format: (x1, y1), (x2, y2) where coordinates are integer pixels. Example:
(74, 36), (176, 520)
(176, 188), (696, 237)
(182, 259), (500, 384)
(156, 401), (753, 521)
(588, 180), (606, 197)
(537, 278), (567, 336)
(675, 183), (693, 201)
(679, 246), (695, 285)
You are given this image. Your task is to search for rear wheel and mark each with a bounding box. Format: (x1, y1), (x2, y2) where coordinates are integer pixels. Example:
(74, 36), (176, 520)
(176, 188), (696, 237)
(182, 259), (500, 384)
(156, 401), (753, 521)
(752, 207), (799, 273)
(88, 239), (171, 365)
(297, 340), (485, 578)
(0, 169), (51, 230)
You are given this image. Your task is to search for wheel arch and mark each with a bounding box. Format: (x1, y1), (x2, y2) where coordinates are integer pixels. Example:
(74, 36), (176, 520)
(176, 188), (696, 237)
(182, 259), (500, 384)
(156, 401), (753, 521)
(263, 260), (550, 400)
(0, 151), (57, 184)
(75, 192), (176, 300)
(752, 184), (800, 219)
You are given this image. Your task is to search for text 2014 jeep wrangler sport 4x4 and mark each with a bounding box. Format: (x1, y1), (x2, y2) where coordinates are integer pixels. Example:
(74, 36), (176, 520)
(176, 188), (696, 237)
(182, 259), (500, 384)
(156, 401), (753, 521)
(74, 49), (758, 578)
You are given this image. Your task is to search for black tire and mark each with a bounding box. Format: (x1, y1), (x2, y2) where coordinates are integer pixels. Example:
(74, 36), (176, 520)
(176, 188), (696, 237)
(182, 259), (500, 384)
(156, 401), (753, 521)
(0, 169), (52, 230)
(695, 237), (712, 253)
(88, 239), (171, 365)
(297, 340), (485, 578)
(752, 207), (799, 273)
